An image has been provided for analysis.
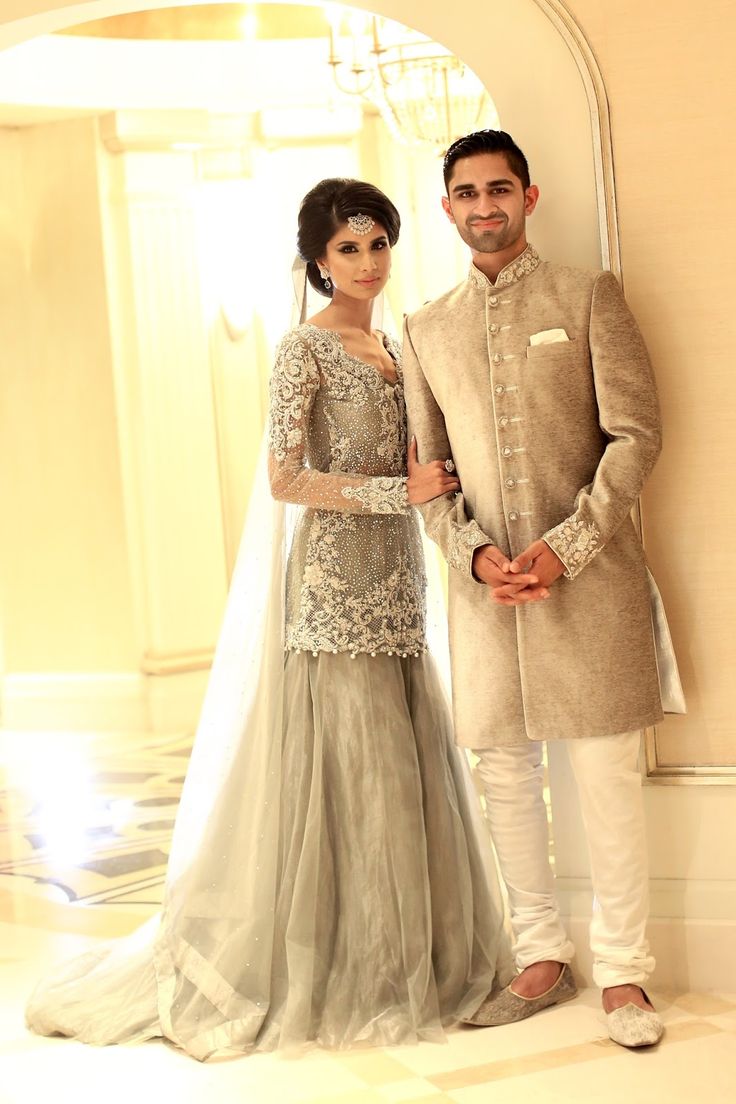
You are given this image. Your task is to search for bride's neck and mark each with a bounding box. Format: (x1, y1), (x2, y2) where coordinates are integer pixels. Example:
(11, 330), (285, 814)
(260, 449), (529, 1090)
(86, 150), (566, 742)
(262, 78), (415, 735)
(323, 291), (375, 335)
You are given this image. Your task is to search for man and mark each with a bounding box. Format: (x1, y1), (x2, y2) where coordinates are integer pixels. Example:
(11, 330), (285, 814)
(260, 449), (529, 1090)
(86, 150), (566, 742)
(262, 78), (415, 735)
(402, 129), (672, 1048)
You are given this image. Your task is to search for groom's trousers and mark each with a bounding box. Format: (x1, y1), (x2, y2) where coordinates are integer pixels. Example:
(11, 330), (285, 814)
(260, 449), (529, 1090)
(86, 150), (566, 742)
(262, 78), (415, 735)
(473, 732), (655, 989)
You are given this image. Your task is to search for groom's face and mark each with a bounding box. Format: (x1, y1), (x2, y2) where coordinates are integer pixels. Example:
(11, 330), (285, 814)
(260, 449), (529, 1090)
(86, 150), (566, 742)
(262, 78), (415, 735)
(442, 152), (539, 255)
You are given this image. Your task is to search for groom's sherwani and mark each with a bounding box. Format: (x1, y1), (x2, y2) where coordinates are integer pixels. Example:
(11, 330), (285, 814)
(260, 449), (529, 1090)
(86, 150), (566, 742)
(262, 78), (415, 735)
(403, 245), (666, 748)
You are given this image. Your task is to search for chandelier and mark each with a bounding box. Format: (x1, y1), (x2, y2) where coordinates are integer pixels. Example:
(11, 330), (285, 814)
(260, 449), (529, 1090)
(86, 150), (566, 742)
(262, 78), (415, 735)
(326, 11), (498, 152)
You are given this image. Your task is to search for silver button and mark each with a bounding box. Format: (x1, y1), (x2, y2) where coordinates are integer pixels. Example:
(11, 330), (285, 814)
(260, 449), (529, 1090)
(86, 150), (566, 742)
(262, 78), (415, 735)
(489, 323), (499, 334)
(493, 353), (502, 364)
(501, 446), (513, 457)
(505, 477), (516, 488)
(498, 416), (509, 427)
(489, 295), (499, 306)
(508, 511), (519, 522)
(494, 384), (505, 395)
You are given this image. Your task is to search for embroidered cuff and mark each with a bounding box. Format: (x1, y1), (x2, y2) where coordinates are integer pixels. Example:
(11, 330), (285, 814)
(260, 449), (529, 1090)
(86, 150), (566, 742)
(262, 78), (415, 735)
(543, 515), (602, 579)
(341, 476), (410, 515)
(447, 519), (492, 576)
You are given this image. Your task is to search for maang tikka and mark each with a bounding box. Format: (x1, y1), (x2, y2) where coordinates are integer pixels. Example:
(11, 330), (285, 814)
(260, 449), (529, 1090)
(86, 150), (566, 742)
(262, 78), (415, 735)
(347, 213), (375, 236)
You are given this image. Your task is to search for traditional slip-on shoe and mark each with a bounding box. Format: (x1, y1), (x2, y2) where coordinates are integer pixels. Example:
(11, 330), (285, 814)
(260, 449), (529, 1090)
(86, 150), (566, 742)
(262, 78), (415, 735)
(461, 963), (578, 1027)
(606, 994), (664, 1048)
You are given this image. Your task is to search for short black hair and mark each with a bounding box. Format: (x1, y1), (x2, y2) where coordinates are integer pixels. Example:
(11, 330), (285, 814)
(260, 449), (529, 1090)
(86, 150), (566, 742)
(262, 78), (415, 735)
(443, 130), (531, 192)
(297, 178), (401, 298)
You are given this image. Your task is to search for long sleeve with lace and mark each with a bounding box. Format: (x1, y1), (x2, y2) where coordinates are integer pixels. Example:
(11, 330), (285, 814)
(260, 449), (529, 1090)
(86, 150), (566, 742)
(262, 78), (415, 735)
(268, 327), (410, 515)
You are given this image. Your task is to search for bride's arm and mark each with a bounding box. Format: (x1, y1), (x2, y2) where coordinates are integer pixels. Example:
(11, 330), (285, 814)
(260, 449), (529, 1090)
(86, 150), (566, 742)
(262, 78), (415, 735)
(268, 330), (411, 514)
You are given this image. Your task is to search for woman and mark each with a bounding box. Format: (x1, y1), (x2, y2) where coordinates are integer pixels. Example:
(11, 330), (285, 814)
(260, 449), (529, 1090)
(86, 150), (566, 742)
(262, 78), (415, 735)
(26, 179), (512, 1060)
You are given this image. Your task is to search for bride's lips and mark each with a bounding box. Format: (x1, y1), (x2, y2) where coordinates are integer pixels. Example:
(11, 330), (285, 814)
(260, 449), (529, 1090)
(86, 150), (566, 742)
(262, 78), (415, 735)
(356, 278), (380, 286)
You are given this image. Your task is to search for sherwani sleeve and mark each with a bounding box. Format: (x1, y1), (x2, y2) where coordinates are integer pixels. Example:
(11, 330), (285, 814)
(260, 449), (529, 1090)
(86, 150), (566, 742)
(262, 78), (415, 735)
(542, 271), (662, 578)
(268, 330), (410, 515)
(402, 317), (492, 576)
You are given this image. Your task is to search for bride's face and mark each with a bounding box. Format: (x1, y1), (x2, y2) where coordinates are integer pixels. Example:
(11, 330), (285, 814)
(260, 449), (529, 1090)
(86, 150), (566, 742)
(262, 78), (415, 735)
(318, 221), (391, 301)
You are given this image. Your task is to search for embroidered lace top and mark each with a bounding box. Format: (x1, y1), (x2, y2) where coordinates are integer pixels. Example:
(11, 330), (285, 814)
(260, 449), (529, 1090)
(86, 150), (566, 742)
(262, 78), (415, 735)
(268, 324), (426, 656)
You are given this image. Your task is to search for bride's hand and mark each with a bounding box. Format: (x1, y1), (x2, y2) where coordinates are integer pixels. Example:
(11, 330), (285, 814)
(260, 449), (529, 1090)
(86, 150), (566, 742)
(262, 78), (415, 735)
(406, 436), (461, 504)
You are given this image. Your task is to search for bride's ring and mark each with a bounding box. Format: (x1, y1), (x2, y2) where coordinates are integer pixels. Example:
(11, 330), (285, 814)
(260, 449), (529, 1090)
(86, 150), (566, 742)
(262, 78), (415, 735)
(445, 459), (455, 473)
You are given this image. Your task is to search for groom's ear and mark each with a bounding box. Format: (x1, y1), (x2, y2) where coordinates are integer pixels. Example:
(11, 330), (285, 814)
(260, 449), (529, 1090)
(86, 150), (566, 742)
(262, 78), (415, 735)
(441, 195), (456, 224)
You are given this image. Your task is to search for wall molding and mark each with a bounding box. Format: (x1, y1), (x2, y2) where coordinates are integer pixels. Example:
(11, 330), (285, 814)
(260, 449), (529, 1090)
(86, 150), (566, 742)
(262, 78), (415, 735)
(532, 0), (620, 275)
(1, 672), (148, 731)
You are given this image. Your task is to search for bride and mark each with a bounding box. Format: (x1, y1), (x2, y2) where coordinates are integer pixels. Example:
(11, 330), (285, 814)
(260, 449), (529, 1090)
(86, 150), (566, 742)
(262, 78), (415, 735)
(26, 177), (512, 1060)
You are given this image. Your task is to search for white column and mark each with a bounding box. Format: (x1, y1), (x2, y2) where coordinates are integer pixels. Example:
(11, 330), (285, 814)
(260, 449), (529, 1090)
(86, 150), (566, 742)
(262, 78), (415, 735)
(98, 112), (229, 731)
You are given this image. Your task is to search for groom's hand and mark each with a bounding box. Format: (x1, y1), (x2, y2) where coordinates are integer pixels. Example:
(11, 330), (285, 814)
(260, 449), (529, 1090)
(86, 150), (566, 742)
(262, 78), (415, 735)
(472, 545), (545, 601)
(508, 540), (566, 589)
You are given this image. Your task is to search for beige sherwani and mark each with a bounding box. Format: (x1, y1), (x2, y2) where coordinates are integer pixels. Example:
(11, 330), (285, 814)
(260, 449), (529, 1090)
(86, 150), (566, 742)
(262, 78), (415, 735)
(403, 244), (666, 747)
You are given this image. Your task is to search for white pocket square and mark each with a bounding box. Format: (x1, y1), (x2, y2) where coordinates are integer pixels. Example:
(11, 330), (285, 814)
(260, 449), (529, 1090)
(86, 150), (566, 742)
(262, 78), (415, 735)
(529, 328), (569, 346)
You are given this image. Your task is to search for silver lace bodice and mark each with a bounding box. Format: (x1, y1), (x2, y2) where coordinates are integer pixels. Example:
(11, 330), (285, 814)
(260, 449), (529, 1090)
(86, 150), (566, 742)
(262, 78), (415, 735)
(268, 324), (426, 656)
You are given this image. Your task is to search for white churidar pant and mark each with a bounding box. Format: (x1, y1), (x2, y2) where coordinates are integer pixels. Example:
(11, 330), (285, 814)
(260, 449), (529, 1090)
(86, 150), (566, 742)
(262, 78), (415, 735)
(473, 732), (655, 989)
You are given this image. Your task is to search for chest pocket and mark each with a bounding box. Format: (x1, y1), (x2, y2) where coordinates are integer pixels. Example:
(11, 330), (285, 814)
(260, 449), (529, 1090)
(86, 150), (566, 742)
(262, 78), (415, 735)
(525, 338), (577, 362)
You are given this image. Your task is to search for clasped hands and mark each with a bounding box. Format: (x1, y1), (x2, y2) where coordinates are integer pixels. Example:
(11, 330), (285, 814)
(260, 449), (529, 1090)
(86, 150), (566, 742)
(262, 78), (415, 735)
(472, 542), (566, 606)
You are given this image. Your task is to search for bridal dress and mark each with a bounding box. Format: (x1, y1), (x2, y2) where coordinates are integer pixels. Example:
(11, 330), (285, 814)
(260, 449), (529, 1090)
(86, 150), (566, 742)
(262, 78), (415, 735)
(26, 322), (513, 1061)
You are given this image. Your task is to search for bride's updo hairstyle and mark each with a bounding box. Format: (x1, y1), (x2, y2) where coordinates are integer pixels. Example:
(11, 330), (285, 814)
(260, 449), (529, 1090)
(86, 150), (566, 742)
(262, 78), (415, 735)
(297, 178), (401, 297)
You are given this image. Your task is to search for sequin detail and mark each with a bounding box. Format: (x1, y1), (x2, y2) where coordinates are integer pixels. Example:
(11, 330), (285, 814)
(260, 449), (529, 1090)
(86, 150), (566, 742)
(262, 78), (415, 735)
(468, 243), (540, 290)
(269, 324), (426, 656)
(544, 515), (601, 579)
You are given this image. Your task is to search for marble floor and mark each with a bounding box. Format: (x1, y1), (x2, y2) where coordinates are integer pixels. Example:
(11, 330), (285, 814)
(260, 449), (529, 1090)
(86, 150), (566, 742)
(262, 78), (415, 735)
(1, 729), (735, 1104)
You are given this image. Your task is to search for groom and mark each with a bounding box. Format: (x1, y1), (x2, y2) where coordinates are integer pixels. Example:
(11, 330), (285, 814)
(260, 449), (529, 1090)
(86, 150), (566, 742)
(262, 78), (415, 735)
(402, 129), (666, 1047)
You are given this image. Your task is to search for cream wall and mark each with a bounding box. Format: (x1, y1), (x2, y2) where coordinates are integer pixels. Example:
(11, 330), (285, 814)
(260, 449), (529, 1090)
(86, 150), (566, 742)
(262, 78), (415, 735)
(566, 0), (736, 774)
(0, 118), (137, 675)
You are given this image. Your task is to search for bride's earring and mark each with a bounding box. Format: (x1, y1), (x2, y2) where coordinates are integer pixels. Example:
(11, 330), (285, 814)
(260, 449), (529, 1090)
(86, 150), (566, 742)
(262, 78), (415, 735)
(318, 266), (332, 291)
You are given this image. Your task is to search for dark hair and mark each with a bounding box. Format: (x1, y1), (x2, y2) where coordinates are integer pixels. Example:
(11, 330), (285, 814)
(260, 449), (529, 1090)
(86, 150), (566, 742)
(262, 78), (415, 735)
(443, 130), (531, 192)
(297, 178), (401, 297)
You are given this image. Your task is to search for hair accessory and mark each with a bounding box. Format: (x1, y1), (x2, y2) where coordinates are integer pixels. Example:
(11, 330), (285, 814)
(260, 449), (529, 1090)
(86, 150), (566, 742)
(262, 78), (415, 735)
(347, 213), (375, 236)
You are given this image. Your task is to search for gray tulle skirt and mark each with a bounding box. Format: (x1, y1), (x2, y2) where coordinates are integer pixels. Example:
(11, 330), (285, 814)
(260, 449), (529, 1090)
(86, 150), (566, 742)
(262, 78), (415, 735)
(26, 651), (512, 1060)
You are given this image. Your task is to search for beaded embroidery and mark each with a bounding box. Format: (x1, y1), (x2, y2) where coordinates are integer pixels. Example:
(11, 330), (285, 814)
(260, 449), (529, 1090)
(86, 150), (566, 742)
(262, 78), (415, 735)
(544, 515), (601, 579)
(446, 519), (491, 574)
(269, 325), (426, 656)
(468, 243), (541, 290)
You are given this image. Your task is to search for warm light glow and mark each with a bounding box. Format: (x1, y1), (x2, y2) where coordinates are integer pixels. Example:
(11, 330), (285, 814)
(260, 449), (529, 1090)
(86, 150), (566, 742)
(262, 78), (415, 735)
(324, 3), (346, 36)
(240, 5), (258, 40)
(6, 735), (103, 866)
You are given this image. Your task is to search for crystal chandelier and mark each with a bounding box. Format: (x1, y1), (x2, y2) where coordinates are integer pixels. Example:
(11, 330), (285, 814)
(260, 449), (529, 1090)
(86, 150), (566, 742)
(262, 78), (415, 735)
(327, 11), (498, 152)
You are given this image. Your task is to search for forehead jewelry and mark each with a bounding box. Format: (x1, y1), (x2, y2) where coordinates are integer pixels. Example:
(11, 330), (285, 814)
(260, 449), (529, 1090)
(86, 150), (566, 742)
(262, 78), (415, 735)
(347, 212), (375, 236)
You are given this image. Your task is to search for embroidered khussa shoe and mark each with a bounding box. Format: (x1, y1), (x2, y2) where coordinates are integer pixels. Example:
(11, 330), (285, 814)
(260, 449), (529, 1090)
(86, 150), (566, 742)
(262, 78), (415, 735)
(606, 992), (664, 1048)
(461, 963), (578, 1027)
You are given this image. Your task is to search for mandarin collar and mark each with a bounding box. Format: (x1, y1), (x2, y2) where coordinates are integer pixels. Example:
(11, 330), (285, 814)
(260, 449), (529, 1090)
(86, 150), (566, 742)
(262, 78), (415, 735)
(468, 243), (540, 290)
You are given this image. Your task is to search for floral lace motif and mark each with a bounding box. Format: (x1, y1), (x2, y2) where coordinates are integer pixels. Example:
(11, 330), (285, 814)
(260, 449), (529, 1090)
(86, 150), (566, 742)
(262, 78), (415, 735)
(447, 519), (490, 574)
(468, 244), (540, 290)
(341, 477), (409, 514)
(268, 330), (320, 463)
(270, 325), (426, 655)
(544, 515), (601, 579)
(287, 512), (426, 656)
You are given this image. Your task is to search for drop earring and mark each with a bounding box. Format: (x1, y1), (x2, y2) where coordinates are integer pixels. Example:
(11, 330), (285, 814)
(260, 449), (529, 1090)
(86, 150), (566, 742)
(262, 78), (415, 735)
(318, 266), (332, 291)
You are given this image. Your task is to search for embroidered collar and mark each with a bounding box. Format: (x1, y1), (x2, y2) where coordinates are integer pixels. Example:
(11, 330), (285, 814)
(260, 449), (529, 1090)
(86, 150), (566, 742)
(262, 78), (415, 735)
(468, 243), (540, 290)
